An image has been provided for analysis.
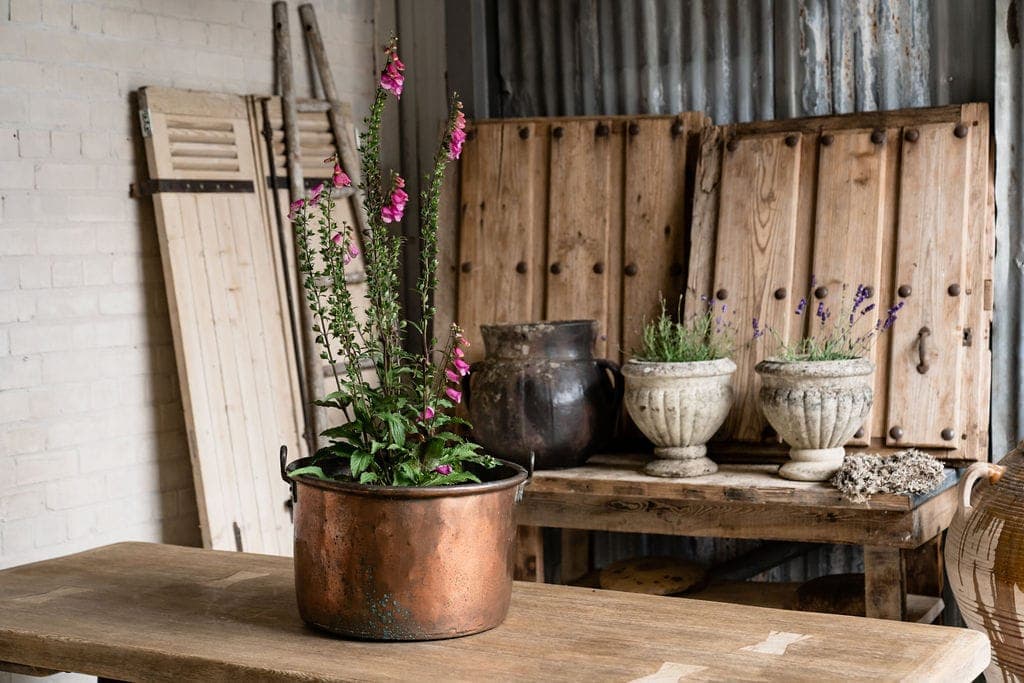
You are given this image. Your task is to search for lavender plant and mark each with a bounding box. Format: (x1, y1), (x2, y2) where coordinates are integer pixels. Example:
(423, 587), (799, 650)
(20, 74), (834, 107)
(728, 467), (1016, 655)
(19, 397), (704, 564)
(752, 281), (905, 361)
(633, 296), (735, 362)
(288, 38), (493, 487)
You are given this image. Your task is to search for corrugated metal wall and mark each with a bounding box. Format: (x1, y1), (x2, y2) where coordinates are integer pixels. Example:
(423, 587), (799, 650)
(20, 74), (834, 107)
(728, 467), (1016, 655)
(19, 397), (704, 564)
(491, 0), (993, 123)
(480, 0), (1011, 583)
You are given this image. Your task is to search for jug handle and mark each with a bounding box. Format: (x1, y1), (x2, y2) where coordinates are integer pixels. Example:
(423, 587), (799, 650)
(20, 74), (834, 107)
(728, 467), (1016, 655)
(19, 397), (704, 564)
(596, 358), (624, 406)
(958, 461), (1006, 515)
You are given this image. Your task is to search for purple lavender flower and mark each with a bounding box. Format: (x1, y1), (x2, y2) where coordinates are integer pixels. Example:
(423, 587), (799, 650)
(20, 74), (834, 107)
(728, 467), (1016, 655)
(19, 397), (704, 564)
(752, 317), (765, 339)
(795, 298), (807, 315)
(815, 301), (830, 324)
(433, 464), (453, 476)
(881, 301), (905, 331)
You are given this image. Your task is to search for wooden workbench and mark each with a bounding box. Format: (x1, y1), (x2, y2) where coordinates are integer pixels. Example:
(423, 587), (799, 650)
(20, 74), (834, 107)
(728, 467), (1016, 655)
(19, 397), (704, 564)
(0, 542), (987, 682)
(515, 454), (959, 621)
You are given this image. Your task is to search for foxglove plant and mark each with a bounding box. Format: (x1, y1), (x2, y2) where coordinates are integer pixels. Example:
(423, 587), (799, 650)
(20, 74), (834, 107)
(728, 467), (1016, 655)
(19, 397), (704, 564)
(288, 37), (494, 487)
(752, 280), (905, 361)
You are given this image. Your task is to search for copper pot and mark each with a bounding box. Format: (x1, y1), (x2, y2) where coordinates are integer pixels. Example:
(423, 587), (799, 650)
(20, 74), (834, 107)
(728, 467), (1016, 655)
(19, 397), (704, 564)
(283, 453), (527, 640)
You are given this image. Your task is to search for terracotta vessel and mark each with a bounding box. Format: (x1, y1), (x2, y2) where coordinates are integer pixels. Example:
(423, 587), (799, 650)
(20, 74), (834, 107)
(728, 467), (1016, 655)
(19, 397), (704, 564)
(946, 445), (1024, 682)
(622, 358), (736, 478)
(464, 320), (623, 470)
(284, 453), (527, 640)
(755, 358), (873, 482)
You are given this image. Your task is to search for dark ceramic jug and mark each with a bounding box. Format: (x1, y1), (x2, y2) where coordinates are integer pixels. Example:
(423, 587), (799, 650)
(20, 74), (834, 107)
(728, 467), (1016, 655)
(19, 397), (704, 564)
(464, 320), (623, 470)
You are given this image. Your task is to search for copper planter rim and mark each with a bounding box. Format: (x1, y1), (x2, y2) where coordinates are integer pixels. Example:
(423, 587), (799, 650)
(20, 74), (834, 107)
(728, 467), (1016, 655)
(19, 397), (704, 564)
(285, 457), (527, 499)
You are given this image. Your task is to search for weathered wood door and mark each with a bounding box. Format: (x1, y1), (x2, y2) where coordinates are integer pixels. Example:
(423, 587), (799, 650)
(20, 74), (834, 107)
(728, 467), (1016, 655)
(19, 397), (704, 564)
(686, 104), (992, 462)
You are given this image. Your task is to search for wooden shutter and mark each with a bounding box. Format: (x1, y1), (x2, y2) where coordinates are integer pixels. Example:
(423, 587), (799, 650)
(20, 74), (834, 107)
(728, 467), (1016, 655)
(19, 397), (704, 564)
(686, 104), (993, 462)
(455, 113), (706, 364)
(139, 87), (305, 554)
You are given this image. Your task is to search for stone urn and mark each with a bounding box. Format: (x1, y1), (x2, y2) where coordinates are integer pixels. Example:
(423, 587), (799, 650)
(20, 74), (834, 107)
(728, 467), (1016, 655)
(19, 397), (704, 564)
(755, 357), (873, 482)
(622, 358), (736, 478)
(464, 320), (623, 470)
(946, 445), (1024, 682)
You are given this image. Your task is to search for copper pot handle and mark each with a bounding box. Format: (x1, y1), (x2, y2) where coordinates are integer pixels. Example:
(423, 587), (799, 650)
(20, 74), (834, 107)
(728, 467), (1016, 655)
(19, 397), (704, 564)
(958, 461), (1006, 514)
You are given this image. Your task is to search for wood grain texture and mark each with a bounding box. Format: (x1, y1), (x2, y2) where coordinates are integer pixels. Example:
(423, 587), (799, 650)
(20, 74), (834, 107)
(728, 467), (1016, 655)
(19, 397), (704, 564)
(621, 115), (703, 358)
(686, 104), (993, 462)
(811, 129), (888, 444)
(140, 88), (304, 554)
(712, 133), (801, 440)
(457, 122), (545, 362)
(865, 546), (907, 620)
(513, 524), (544, 582)
(0, 543), (989, 682)
(545, 120), (614, 357)
(886, 122), (970, 449)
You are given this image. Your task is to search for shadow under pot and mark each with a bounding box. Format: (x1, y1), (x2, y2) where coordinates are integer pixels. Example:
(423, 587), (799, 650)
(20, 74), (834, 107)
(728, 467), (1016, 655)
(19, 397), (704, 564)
(463, 320), (623, 470)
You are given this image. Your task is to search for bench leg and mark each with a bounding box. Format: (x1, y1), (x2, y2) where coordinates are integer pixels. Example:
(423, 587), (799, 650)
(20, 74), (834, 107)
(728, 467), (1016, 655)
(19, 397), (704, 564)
(864, 546), (906, 620)
(514, 525), (545, 582)
(560, 529), (590, 584)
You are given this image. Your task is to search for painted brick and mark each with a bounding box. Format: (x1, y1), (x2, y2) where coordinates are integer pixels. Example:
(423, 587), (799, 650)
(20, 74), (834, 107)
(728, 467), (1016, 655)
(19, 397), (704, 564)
(14, 450), (77, 485)
(1, 488), (47, 521)
(35, 162), (96, 190)
(0, 229), (35, 255)
(0, 389), (32, 424)
(50, 130), (81, 157)
(0, 128), (18, 159)
(45, 473), (108, 509)
(71, 1), (103, 33)
(0, 354), (41, 390)
(40, 0), (72, 27)
(66, 194), (124, 221)
(51, 259), (84, 287)
(18, 258), (52, 289)
(0, 160), (35, 189)
(1, 422), (46, 455)
(80, 131), (109, 159)
(35, 289), (98, 319)
(36, 226), (96, 255)
(9, 0), (41, 23)
(17, 128), (50, 157)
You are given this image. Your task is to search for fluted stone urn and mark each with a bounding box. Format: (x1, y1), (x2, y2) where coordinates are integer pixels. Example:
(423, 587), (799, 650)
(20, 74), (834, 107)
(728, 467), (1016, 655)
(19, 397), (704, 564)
(755, 357), (874, 482)
(622, 358), (736, 478)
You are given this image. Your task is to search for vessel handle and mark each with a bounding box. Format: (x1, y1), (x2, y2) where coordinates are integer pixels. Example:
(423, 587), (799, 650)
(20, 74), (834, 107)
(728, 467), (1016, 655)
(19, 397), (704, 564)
(958, 461), (1005, 514)
(596, 358), (624, 407)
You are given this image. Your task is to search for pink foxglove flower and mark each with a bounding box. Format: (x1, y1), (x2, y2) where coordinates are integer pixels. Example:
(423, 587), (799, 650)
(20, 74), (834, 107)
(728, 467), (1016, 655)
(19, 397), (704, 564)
(333, 163), (351, 188)
(453, 358), (470, 375)
(330, 232), (343, 245)
(287, 198), (304, 221)
(445, 368), (459, 382)
(381, 174), (409, 223)
(309, 182), (324, 203)
(348, 244), (360, 258)
(448, 102), (467, 160)
(417, 406), (435, 422)
(445, 386), (462, 403)
(433, 464), (453, 475)
(380, 43), (405, 98)
(453, 346), (465, 358)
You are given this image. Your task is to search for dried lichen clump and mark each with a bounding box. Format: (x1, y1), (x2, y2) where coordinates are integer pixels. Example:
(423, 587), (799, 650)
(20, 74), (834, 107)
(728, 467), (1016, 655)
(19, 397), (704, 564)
(830, 450), (946, 503)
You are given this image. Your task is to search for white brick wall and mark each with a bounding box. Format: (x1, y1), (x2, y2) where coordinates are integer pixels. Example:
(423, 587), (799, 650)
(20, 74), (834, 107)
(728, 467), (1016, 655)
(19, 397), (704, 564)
(0, 1), (375, 676)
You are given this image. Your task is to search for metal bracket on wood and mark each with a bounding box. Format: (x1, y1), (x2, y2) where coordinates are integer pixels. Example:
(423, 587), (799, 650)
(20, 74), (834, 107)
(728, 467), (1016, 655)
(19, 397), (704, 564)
(130, 179), (255, 197)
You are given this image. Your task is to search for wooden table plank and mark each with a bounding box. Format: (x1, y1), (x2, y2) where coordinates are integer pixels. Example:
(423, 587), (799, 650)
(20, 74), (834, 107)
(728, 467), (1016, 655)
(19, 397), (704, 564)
(0, 543), (987, 682)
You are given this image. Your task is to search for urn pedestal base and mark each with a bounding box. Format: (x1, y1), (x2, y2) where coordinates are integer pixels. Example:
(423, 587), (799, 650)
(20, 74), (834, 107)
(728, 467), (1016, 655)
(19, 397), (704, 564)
(778, 447), (845, 482)
(644, 445), (719, 478)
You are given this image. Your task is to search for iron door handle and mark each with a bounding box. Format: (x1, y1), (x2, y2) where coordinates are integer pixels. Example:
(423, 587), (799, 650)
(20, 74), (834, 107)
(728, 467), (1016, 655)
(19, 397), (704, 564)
(916, 327), (931, 374)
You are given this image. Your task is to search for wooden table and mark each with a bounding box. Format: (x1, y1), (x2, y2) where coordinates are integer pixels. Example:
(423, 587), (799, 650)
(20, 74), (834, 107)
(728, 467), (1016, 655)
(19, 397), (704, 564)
(0, 543), (987, 682)
(516, 454), (959, 621)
